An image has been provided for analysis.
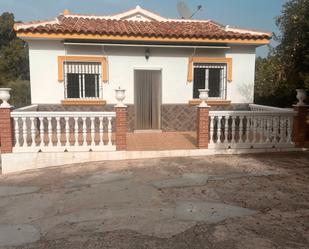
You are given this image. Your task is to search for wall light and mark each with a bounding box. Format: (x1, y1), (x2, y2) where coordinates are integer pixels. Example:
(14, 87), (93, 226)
(145, 48), (150, 60)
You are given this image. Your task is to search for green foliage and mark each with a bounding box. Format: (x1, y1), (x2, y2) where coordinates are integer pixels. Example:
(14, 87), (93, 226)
(0, 13), (16, 49)
(275, 0), (309, 89)
(255, 56), (296, 107)
(255, 56), (282, 97)
(255, 0), (309, 107)
(0, 12), (29, 107)
(7, 79), (31, 108)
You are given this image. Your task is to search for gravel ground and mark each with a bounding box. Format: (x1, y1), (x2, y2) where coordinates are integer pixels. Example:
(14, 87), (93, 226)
(0, 152), (308, 249)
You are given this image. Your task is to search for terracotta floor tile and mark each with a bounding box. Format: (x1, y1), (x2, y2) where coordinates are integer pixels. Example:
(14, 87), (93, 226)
(127, 132), (197, 151)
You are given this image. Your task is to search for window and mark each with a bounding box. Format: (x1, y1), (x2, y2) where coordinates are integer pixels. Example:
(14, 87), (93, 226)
(193, 63), (227, 99)
(64, 62), (102, 99)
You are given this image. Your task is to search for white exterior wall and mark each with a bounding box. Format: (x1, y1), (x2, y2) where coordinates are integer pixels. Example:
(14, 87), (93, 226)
(27, 40), (257, 105)
(105, 47), (191, 104)
(28, 41), (65, 104)
(226, 46), (256, 103)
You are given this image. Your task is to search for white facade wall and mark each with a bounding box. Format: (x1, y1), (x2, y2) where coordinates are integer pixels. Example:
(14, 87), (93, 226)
(28, 41), (65, 104)
(27, 40), (256, 105)
(226, 46), (256, 103)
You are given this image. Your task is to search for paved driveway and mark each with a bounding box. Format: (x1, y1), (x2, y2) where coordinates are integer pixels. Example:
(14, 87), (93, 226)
(0, 152), (308, 249)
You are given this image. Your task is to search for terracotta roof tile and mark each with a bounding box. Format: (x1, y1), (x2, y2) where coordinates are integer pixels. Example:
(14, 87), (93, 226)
(15, 14), (271, 41)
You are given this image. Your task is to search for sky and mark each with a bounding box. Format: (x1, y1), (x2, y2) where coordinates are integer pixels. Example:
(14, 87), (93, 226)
(0, 0), (287, 57)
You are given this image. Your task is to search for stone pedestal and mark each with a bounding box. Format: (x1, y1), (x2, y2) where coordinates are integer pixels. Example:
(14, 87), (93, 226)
(115, 107), (127, 151)
(197, 106), (210, 149)
(0, 107), (13, 153)
(292, 105), (308, 148)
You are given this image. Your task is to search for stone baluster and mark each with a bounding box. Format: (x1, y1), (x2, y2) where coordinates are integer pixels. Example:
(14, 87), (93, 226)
(74, 117), (79, 146)
(108, 117), (112, 146)
(30, 117), (36, 147)
(245, 116), (250, 143)
(266, 116), (271, 144)
(82, 117), (87, 147)
(231, 116), (236, 144)
(14, 118), (20, 148)
(39, 117), (44, 147)
(287, 116), (293, 144)
(56, 117), (61, 147)
(224, 116), (229, 143)
(219, 115), (224, 143)
(209, 116), (215, 144)
(90, 117), (95, 147)
(65, 117), (70, 147)
(239, 116), (244, 143)
(22, 117), (27, 147)
(47, 117), (53, 147)
(99, 117), (104, 146)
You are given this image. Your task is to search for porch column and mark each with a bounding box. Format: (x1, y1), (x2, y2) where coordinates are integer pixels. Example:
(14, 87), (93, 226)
(115, 106), (127, 151)
(292, 105), (308, 148)
(0, 107), (14, 154)
(197, 106), (210, 149)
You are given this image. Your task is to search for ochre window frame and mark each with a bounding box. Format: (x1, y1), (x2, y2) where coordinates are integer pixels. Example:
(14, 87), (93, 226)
(187, 57), (233, 83)
(57, 56), (108, 83)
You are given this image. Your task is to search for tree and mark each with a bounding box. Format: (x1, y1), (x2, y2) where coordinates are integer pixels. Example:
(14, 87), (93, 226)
(275, 0), (309, 89)
(255, 0), (309, 107)
(255, 55), (296, 106)
(0, 12), (30, 107)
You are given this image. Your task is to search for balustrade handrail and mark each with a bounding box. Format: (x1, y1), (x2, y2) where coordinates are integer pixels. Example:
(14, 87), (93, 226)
(11, 111), (116, 118)
(14, 104), (38, 112)
(210, 110), (297, 116)
(249, 104), (294, 112)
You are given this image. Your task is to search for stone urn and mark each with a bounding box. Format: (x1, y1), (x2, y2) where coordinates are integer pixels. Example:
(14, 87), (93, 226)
(296, 89), (307, 106)
(198, 89), (209, 107)
(115, 87), (126, 107)
(0, 88), (12, 107)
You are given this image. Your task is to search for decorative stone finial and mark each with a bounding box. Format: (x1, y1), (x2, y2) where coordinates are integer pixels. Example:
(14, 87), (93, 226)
(115, 87), (126, 107)
(296, 89), (307, 106)
(198, 89), (209, 107)
(0, 88), (12, 108)
(136, 5), (141, 9)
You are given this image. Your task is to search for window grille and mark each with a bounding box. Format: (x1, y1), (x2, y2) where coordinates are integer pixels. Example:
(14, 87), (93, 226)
(64, 61), (102, 99)
(193, 63), (227, 99)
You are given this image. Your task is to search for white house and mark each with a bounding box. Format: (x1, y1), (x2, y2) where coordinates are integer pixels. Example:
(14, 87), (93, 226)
(14, 6), (271, 131)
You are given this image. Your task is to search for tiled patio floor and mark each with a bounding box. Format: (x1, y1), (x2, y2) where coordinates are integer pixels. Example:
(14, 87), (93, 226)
(127, 132), (197, 151)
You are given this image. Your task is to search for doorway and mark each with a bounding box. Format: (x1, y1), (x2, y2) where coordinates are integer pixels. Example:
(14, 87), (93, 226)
(134, 70), (162, 130)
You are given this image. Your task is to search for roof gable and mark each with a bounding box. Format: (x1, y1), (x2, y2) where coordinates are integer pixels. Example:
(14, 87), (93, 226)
(111, 5), (167, 22)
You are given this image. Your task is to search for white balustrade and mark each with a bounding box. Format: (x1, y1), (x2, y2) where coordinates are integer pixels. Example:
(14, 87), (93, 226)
(209, 110), (296, 149)
(11, 111), (116, 153)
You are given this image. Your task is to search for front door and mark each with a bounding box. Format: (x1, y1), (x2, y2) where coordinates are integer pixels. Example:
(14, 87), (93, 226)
(134, 70), (162, 130)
